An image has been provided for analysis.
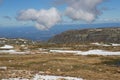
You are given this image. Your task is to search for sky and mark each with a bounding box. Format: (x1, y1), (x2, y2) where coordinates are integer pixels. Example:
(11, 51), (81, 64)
(0, 0), (120, 30)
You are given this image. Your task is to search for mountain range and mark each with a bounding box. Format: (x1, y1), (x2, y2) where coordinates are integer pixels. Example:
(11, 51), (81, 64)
(0, 23), (120, 41)
(49, 27), (120, 43)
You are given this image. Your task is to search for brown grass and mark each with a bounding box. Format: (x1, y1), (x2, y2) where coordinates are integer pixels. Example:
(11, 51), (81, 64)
(0, 53), (120, 80)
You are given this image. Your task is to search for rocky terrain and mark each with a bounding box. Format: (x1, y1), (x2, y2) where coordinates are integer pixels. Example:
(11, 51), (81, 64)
(0, 54), (120, 80)
(0, 28), (119, 80)
(49, 27), (120, 44)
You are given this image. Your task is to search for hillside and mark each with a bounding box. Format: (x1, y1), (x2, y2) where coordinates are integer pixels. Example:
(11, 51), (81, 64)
(48, 27), (120, 44)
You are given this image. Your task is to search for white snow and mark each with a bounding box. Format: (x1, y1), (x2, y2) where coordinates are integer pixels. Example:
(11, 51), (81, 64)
(33, 74), (83, 80)
(0, 66), (7, 70)
(91, 43), (120, 47)
(0, 45), (14, 49)
(2, 78), (29, 80)
(50, 50), (80, 54)
(9, 51), (30, 55)
(0, 49), (14, 53)
(2, 74), (83, 80)
(91, 43), (102, 46)
(111, 43), (120, 46)
(0, 49), (30, 54)
(77, 50), (120, 56)
(0, 45), (30, 54)
(91, 43), (110, 46)
(50, 49), (120, 56)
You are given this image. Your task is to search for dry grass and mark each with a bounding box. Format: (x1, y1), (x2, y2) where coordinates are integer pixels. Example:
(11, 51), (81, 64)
(0, 53), (120, 80)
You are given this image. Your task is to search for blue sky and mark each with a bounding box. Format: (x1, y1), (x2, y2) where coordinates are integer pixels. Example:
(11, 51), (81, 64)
(0, 0), (120, 29)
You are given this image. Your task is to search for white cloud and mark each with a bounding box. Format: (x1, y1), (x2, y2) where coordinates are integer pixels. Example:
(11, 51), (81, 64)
(65, 7), (96, 22)
(16, 0), (106, 30)
(16, 9), (37, 21)
(16, 7), (61, 30)
(59, 0), (104, 22)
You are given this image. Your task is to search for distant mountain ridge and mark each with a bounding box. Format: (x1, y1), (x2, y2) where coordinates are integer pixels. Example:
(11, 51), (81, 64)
(0, 23), (120, 41)
(48, 27), (120, 43)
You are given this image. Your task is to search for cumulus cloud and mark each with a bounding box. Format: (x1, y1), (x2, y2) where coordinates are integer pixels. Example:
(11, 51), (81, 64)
(16, 0), (106, 30)
(16, 7), (61, 30)
(56, 0), (104, 23)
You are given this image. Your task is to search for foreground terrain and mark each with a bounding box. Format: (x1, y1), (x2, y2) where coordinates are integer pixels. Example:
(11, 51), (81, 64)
(0, 53), (120, 80)
(0, 37), (120, 80)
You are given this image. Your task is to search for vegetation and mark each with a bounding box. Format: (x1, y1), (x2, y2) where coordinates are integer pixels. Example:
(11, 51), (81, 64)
(49, 27), (120, 44)
(0, 54), (120, 80)
(0, 27), (120, 80)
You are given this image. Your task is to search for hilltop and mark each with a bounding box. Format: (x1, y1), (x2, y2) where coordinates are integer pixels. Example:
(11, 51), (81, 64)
(48, 27), (120, 44)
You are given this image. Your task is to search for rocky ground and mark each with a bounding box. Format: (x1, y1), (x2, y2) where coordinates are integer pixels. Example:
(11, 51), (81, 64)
(0, 38), (120, 80)
(0, 53), (120, 80)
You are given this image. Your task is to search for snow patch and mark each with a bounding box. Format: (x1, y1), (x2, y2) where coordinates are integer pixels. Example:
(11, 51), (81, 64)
(33, 74), (83, 80)
(2, 74), (83, 80)
(50, 50), (81, 54)
(2, 78), (29, 80)
(91, 43), (120, 47)
(111, 43), (120, 46)
(91, 43), (110, 46)
(77, 50), (120, 56)
(0, 66), (7, 70)
(50, 49), (120, 56)
(0, 50), (30, 54)
(0, 45), (14, 49)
